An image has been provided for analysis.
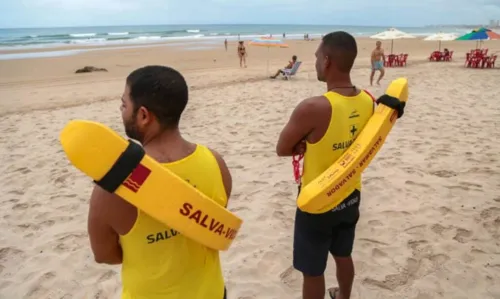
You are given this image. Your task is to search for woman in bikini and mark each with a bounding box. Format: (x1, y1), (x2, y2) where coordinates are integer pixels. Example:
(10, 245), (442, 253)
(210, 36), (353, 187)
(237, 41), (247, 68)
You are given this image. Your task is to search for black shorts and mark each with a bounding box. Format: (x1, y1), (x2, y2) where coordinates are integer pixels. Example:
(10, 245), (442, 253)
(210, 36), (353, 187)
(293, 187), (361, 277)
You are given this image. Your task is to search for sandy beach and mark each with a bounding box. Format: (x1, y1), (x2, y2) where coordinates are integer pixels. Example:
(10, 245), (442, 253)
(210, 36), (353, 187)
(1, 37), (500, 299)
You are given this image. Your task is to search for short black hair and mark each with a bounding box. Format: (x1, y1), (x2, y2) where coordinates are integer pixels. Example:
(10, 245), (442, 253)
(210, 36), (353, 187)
(321, 31), (358, 73)
(292, 55), (297, 61)
(126, 65), (188, 129)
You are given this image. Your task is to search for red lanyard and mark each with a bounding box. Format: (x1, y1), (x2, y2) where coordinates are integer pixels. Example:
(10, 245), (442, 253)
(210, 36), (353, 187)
(292, 154), (304, 184)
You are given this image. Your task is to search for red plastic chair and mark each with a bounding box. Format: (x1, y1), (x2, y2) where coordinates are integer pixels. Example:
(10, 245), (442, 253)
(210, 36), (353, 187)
(444, 51), (453, 61)
(429, 51), (441, 61)
(486, 55), (497, 68)
(398, 54), (408, 67)
(385, 54), (396, 67)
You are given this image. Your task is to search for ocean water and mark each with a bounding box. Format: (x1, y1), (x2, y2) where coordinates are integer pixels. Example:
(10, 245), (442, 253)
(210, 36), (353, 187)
(0, 24), (471, 50)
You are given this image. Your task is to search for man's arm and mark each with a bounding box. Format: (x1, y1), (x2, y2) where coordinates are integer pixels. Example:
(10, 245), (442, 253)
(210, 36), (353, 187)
(276, 98), (317, 157)
(88, 185), (123, 264)
(370, 50), (377, 66)
(209, 149), (232, 201)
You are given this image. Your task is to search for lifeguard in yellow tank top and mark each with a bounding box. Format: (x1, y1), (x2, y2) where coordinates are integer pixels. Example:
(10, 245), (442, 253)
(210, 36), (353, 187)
(301, 90), (375, 208)
(120, 144), (226, 299)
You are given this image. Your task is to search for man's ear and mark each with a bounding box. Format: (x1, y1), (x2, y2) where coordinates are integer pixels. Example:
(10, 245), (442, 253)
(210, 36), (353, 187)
(324, 55), (331, 69)
(137, 106), (153, 125)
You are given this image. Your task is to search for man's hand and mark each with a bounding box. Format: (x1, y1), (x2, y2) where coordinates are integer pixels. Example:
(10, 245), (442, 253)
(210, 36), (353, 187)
(293, 139), (307, 155)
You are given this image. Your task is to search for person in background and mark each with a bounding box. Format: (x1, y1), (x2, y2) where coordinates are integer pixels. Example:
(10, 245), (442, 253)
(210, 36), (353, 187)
(270, 55), (298, 79)
(443, 48), (450, 59)
(224, 39), (228, 51)
(238, 41), (247, 68)
(87, 65), (232, 299)
(370, 41), (385, 86)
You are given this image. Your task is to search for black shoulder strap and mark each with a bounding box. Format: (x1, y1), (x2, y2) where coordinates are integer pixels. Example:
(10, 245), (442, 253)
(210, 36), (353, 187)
(94, 140), (145, 193)
(376, 94), (406, 118)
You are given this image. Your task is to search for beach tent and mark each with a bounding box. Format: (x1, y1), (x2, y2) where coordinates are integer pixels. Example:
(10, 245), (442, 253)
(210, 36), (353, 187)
(249, 37), (289, 74)
(455, 27), (500, 48)
(424, 32), (458, 50)
(370, 28), (415, 54)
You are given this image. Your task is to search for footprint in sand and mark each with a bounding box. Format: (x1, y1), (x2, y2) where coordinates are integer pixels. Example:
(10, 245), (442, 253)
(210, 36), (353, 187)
(482, 216), (500, 237)
(372, 248), (389, 259)
(230, 205), (250, 213)
(40, 220), (56, 227)
(362, 273), (408, 291)
(429, 170), (457, 178)
(14, 167), (32, 174)
(461, 182), (483, 189)
(6, 198), (19, 204)
(8, 190), (24, 196)
(0, 247), (25, 261)
(407, 239), (428, 250)
(279, 265), (300, 287)
(445, 185), (469, 191)
(430, 223), (448, 235)
(12, 203), (28, 210)
(453, 228), (473, 243)
(98, 270), (117, 282)
(54, 172), (73, 184)
(405, 180), (431, 188)
(480, 207), (500, 219)
(438, 206), (453, 216)
(367, 219), (383, 227)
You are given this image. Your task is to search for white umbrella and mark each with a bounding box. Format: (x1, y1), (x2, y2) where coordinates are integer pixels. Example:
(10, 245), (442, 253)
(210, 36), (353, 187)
(370, 28), (416, 54)
(424, 32), (457, 50)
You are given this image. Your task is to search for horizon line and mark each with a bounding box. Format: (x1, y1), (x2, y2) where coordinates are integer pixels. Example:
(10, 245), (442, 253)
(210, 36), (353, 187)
(0, 23), (486, 30)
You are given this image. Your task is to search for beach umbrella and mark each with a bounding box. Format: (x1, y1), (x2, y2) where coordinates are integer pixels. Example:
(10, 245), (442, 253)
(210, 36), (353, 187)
(249, 37), (289, 74)
(370, 28), (416, 54)
(455, 27), (500, 48)
(424, 32), (458, 50)
(456, 27), (500, 41)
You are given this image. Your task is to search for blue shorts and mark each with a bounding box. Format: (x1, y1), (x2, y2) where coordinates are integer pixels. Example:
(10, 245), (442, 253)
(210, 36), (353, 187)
(372, 61), (384, 70)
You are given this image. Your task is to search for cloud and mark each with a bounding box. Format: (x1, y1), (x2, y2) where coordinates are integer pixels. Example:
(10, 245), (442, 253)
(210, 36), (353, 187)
(0, 0), (497, 27)
(21, 0), (146, 11)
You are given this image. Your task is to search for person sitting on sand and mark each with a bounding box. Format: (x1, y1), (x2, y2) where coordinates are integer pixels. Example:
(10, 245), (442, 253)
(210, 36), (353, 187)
(276, 31), (376, 299)
(370, 41), (385, 86)
(238, 41), (247, 68)
(270, 55), (298, 79)
(87, 65), (232, 299)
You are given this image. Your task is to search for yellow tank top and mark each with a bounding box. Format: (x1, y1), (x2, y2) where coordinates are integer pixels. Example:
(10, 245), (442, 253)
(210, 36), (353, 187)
(119, 144), (227, 299)
(302, 90), (375, 210)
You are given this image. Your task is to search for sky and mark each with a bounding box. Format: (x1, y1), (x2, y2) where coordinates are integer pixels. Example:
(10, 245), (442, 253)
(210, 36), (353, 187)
(0, 0), (498, 28)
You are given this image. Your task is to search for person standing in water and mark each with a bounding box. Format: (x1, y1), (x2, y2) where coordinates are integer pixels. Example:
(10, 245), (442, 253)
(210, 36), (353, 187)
(276, 31), (376, 299)
(87, 65), (232, 299)
(237, 41), (247, 68)
(370, 41), (385, 86)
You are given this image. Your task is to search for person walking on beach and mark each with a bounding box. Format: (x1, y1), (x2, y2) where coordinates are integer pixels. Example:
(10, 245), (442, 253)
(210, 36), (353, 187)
(224, 39), (228, 51)
(237, 41), (247, 68)
(370, 41), (385, 86)
(276, 31), (376, 299)
(87, 65), (232, 299)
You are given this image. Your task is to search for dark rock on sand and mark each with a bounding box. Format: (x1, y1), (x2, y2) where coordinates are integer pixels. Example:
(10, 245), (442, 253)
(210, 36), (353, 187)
(75, 66), (108, 74)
